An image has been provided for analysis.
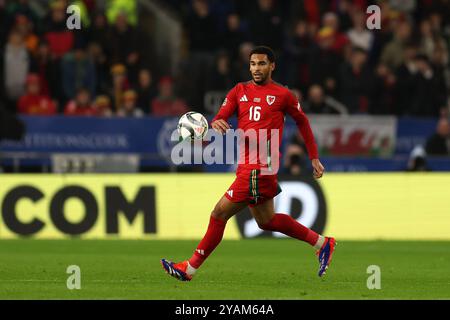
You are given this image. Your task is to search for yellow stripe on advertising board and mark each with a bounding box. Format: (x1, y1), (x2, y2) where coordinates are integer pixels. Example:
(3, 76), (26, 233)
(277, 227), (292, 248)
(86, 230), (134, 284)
(320, 173), (450, 240)
(0, 174), (239, 239)
(0, 173), (449, 240)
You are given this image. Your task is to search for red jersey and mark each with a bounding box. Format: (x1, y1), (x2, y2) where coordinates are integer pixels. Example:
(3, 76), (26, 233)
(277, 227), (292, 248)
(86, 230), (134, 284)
(211, 80), (318, 173)
(64, 101), (98, 116)
(17, 94), (57, 115)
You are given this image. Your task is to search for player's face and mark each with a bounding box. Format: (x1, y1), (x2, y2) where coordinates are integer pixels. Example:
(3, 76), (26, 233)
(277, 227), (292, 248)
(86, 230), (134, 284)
(249, 54), (274, 84)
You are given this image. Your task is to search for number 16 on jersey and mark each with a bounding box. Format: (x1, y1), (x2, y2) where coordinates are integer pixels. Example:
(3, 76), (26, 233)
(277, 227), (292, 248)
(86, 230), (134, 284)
(249, 106), (261, 121)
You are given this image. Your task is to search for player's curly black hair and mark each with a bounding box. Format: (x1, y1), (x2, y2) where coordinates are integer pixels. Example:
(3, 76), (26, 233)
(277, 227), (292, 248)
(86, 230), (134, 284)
(249, 46), (276, 63)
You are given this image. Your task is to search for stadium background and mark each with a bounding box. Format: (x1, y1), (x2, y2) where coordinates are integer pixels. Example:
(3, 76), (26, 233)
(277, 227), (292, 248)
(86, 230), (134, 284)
(0, 0), (450, 300)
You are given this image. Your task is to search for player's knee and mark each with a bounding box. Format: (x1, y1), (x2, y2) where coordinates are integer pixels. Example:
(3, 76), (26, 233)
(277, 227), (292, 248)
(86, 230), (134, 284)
(257, 221), (267, 230)
(211, 205), (229, 221)
(256, 219), (273, 230)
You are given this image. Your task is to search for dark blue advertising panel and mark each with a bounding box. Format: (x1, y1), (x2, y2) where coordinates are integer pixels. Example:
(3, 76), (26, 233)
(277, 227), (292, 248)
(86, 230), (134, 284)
(0, 116), (447, 171)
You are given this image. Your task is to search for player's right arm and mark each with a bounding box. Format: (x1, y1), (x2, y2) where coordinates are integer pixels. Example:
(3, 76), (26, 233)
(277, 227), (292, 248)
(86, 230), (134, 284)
(211, 85), (239, 134)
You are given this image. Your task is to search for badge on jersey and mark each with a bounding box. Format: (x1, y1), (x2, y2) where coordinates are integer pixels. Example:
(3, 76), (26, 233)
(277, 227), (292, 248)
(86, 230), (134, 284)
(266, 95), (276, 105)
(222, 98), (227, 106)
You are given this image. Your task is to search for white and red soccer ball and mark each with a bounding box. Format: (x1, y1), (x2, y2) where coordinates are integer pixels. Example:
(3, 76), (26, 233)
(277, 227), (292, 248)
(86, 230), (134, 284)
(177, 111), (209, 141)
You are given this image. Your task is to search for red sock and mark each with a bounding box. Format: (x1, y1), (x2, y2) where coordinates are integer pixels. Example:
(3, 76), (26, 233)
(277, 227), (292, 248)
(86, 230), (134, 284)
(188, 216), (227, 269)
(260, 213), (319, 246)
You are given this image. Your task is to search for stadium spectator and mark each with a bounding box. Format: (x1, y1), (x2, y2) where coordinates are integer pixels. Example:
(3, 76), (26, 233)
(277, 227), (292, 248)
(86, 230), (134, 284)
(395, 43), (419, 115)
(14, 14), (39, 55)
(428, 12), (445, 36)
(3, 0), (39, 34)
(89, 12), (112, 55)
(248, 0), (284, 52)
(135, 68), (158, 113)
(87, 41), (110, 96)
(404, 54), (447, 117)
(430, 42), (449, 74)
(185, 0), (218, 54)
(309, 27), (342, 96)
(94, 94), (113, 117)
(61, 45), (97, 102)
(430, 46), (450, 118)
(106, 0), (138, 26)
(117, 90), (144, 118)
(286, 0), (320, 27)
(151, 76), (188, 116)
(17, 74), (56, 115)
(205, 52), (235, 92)
(338, 47), (374, 113)
(321, 12), (350, 55)
(3, 29), (31, 106)
(347, 10), (373, 52)
(284, 20), (314, 90)
(64, 88), (97, 116)
(425, 117), (450, 156)
(233, 42), (254, 82)
(380, 20), (412, 70)
(419, 19), (437, 60)
(370, 63), (397, 115)
(182, 0), (218, 109)
(368, 1), (398, 65)
(425, 20), (450, 84)
(283, 133), (309, 176)
(303, 84), (347, 114)
(43, 0), (74, 59)
(221, 13), (249, 60)
(108, 12), (140, 80)
(32, 41), (54, 97)
(333, 0), (355, 32)
(110, 63), (130, 112)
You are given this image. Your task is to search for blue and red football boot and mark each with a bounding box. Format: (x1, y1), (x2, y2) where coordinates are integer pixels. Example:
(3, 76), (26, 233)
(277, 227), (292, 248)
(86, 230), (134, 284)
(161, 259), (192, 282)
(316, 237), (337, 277)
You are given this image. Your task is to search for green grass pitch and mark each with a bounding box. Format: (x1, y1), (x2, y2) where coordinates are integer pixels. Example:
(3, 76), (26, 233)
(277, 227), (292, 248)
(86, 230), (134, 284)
(0, 239), (449, 300)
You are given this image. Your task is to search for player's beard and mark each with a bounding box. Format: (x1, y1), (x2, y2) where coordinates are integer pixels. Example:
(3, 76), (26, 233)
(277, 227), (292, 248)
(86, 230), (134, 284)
(252, 72), (268, 85)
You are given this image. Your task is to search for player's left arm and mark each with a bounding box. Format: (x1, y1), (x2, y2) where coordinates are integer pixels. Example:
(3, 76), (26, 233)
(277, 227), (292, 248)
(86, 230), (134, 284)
(284, 91), (324, 179)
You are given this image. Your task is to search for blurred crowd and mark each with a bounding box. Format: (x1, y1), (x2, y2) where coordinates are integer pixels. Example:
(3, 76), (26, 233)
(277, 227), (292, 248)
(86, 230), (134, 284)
(0, 0), (188, 118)
(1, 0), (450, 119)
(173, 0), (450, 117)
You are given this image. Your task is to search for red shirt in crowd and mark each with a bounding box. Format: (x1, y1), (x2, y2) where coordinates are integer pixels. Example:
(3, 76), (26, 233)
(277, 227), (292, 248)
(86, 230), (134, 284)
(64, 101), (98, 116)
(17, 94), (57, 115)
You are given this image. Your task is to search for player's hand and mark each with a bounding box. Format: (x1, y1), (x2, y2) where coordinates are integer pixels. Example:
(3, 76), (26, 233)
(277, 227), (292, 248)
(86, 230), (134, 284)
(312, 159), (325, 179)
(211, 119), (231, 135)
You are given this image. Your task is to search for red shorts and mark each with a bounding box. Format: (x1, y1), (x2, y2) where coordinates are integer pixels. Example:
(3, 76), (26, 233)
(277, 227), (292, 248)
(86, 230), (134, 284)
(224, 168), (282, 207)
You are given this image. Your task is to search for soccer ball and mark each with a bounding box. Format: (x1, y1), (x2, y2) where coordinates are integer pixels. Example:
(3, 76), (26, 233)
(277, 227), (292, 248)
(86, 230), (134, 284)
(177, 111), (209, 140)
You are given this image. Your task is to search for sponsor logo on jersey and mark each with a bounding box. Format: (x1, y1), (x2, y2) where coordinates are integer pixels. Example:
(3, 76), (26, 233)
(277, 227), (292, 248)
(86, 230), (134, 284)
(196, 249), (205, 255)
(239, 95), (248, 102)
(222, 98), (227, 106)
(297, 102), (302, 111)
(253, 97), (261, 103)
(266, 95), (276, 105)
(226, 190), (233, 198)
